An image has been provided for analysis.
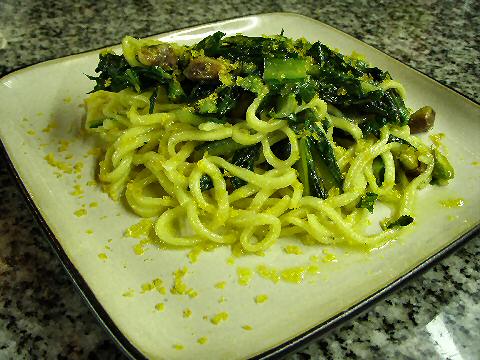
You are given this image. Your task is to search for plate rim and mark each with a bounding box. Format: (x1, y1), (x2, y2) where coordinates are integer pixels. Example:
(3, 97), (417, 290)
(1, 12), (479, 360)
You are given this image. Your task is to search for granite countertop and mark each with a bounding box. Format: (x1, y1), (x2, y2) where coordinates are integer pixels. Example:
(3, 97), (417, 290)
(0, 0), (479, 359)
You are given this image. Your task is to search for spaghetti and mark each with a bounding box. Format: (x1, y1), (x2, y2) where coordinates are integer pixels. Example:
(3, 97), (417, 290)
(84, 33), (453, 252)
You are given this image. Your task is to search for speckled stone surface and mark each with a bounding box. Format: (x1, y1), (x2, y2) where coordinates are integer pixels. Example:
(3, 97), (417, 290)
(0, 0), (479, 359)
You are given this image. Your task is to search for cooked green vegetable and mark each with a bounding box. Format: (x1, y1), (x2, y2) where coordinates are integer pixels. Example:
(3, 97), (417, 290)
(304, 113), (343, 190)
(84, 30), (460, 255)
(297, 138), (311, 196)
(199, 174), (213, 191)
(168, 78), (186, 102)
(388, 135), (412, 146)
(88, 32), (410, 133)
(149, 87), (158, 114)
(387, 215), (414, 228)
(88, 52), (182, 102)
(230, 144), (261, 189)
(87, 32), (450, 202)
(398, 146), (419, 171)
(193, 138), (246, 162)
(295, 111), (343, 199)
(357, 192), (378, 213)
(273, 93), (297, 118)
(372, 157), (385, 186)
(297, 137), (327, 198)
(195, 143), (261, 192)
(87, 52), (136, 92)
(263, 58), (309, 81)
(270, 138), (291, 160)
(431, 149), (454, 185)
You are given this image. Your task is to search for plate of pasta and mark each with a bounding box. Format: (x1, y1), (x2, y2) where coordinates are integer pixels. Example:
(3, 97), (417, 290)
(1, 13), (479, 360)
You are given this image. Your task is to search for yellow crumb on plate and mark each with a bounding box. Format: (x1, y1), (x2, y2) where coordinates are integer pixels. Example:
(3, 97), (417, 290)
(97, 253), (107, 260)
(125, 218), (154, 238)
(155, 303), (165, 312)
(152, 278), (166, 294)
(237, 267), (253, 286)
(254, 294), (268, 303)
(86, 147), (102, 157)
(322, 249), (337, 262)
(214, 281), (226, 289)
(440, 198), (464, 208)
(307, 264), (320, 274)
(44, 153), (72, 173)
(133, 243), (145, 255)
(42, 120), (58, 133)
(122, 289), (134, 297)
(187, 245), (202, 264)
(197, 337), (208, 345)
(256, 264), (280, 284)
(73, 162), (84, 174)
(280, 267), (306, 283)
(171, 267), (197, 298)
(70, 184), (84, 196)
(74, 208), (87, 217)
(57, 139), (69, 151)
(210, 312), (229, 325)
(183, 308), (192, 318)
(242, 325), (253, 331)
(140, 282), (155, 293)
(283, 245), (303, 255)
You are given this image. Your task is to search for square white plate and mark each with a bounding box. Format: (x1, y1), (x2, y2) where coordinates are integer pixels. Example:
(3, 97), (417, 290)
(1, 13), (479, 360)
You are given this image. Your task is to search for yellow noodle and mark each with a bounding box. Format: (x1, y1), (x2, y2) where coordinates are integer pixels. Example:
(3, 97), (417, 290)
(85, 42), (443, 253)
